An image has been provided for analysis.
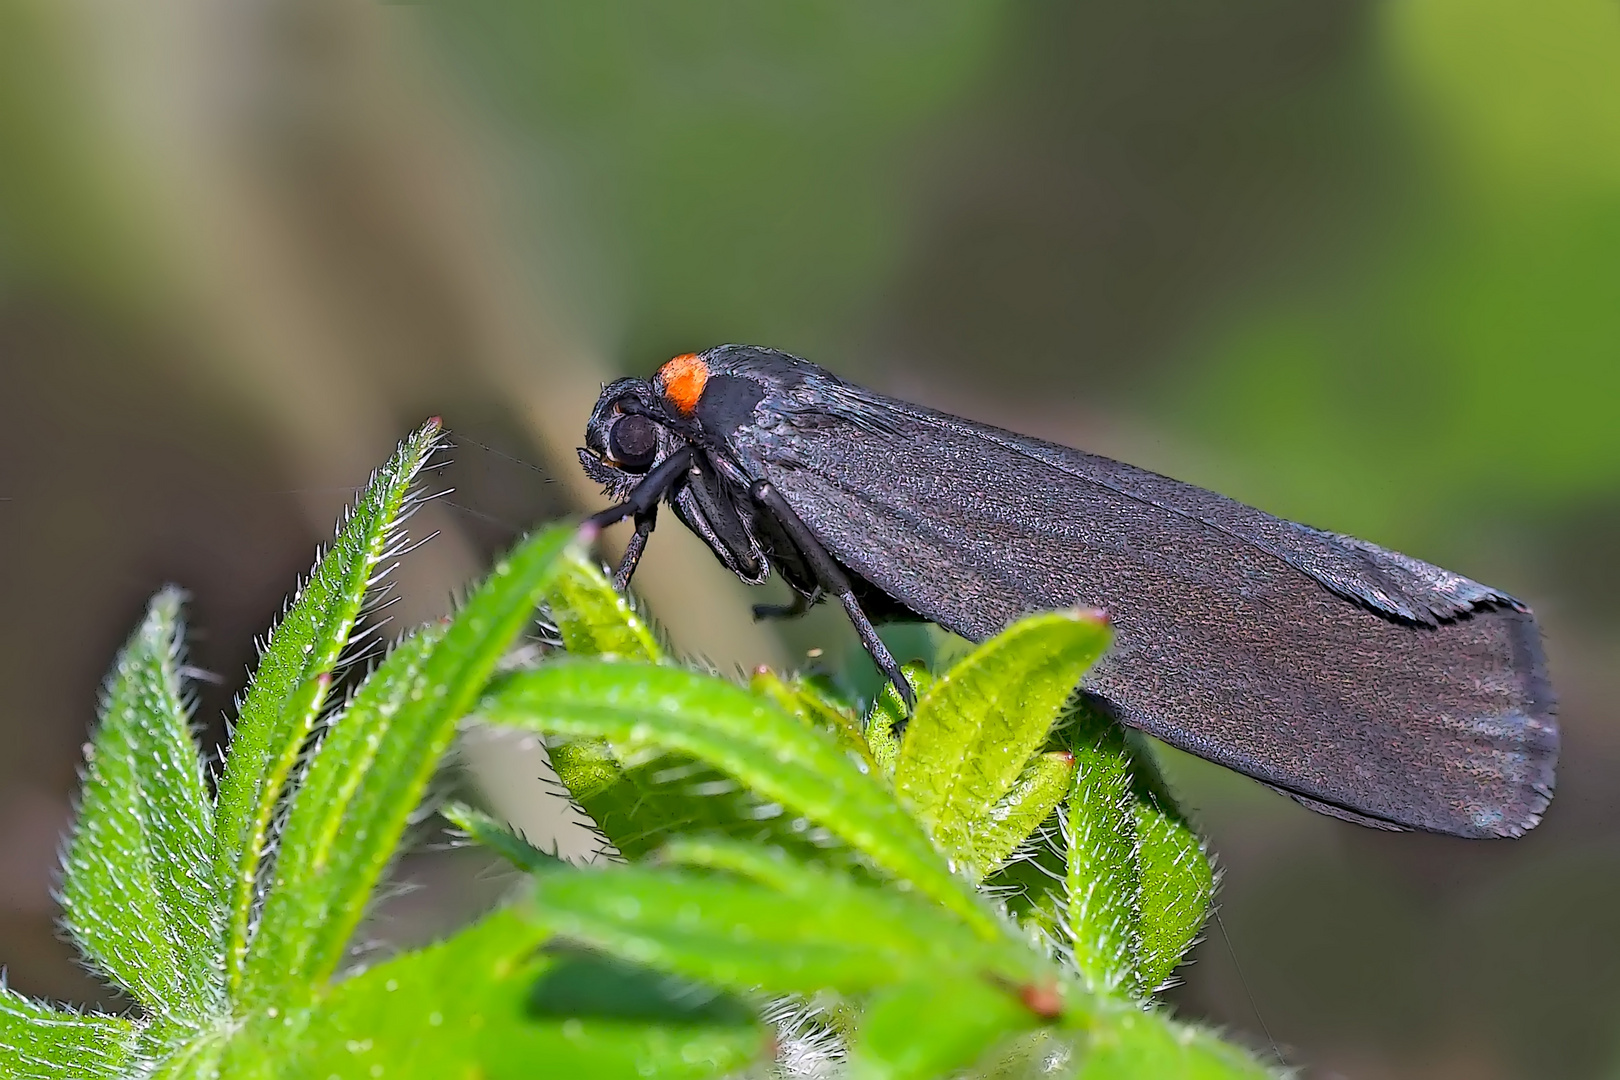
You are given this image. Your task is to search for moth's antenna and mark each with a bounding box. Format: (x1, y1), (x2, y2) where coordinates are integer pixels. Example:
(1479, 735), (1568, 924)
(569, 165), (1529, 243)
(1214, 906), (1285, 1069)
(437, 430), (558, 537)
(451, 433), (554, 479)
(440, 499), (524, 537)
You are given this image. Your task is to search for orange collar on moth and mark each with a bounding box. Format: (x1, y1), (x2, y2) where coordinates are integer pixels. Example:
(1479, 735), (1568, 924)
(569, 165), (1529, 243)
(656, 353), (709, 416)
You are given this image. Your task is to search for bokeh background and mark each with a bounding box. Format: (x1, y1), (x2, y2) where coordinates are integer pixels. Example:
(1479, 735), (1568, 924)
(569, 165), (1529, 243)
(2, 2), (1617, 1076)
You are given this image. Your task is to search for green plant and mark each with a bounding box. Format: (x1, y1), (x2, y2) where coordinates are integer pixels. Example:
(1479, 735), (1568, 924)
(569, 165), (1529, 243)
(0, 424), (1276, 1079)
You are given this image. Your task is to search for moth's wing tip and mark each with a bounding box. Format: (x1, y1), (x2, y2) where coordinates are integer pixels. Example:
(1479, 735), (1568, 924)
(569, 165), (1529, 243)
(1268, 748), (1558, 839)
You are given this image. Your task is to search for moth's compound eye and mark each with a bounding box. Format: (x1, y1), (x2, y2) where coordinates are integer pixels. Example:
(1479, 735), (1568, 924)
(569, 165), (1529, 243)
(606, 412), (659, 472)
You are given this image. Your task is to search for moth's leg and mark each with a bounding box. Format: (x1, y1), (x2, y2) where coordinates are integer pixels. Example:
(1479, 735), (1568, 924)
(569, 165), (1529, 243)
(752, 586), (822, 622)
(613, 506), (657, 591)
(749, 480), (913, 710)
(585, 447), (693, 590)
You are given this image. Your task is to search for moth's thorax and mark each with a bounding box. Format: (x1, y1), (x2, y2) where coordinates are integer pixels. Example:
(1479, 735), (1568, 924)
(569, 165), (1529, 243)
(654, 353), (709, 416)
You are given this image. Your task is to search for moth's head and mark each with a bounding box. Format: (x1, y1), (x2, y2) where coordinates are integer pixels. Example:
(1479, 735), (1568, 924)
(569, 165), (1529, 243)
(579, 349), (778, 496)
(578, 359), (707, 499)
(579, 378), (667, 499)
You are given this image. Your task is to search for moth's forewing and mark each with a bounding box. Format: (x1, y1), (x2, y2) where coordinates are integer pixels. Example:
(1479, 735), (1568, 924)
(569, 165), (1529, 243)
(710, 356), (1555, 838)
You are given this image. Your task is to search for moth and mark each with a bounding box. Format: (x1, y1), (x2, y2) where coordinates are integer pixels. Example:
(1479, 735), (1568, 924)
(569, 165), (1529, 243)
(578, 345), (1558, 838)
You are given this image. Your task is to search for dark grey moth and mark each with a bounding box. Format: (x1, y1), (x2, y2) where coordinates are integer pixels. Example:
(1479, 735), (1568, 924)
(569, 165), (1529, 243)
(579, 344), (1558, 838)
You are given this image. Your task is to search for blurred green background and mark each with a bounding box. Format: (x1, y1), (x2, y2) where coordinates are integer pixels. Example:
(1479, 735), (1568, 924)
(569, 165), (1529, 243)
(2, 2), (1617, 1076)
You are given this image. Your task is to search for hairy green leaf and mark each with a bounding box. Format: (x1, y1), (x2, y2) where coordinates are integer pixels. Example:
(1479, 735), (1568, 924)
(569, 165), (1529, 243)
(897, 612), (1110, 871)
(848, 978), (1042, 1080)
(980, 819), (1069, 939)
(542, 550), (709, 859)
(214, 418), (442, 991)
(538, 555), (848, 868)
(240, 627), (440, 1005)
(527, 849), (1048, 997)
(242, 522), (574, 1005)
(544, 712), (797, 864)
(481, 660), (994, 935)
(973, 750), (1077, 877)
(441, 800), (568, 873)
(0, 988), (137, 1080)
(545, 736), (628, 803)
(751, 669), (878, 775)
(552, 743), (807, 860)
(263, 908), (761, 1080)
(542, 673), (831, 861)
(1075, 1003), (1275, 1078)
(654, 834), (830, 892)
(62, 588), (220, 1016)
(546, 549), (663, 662)
(1063, 705), (1142, 999)
(1133, 798), (1215, 994)
(865, 664), (934, 780)
(528, 949), (754, 1028)
(1119, 732), (1217, 992)
(144, 1031), (229, 1080)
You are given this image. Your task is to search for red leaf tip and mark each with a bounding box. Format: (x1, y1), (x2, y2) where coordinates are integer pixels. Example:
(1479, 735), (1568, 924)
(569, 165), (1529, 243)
(1018, 980), (1064, 1019)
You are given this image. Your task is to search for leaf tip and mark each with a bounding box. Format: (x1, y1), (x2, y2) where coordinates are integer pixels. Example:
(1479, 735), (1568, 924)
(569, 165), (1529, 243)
(1016, 979), (1065, 1020)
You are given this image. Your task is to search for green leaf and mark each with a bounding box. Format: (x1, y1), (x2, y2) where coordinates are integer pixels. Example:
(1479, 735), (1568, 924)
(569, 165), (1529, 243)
(1063, 704), (1142, 1000)
(973, 750), (1077, 876)
(864, 664), (934, 780)
(0, 988), (137, 1080)
(848, 978), (1041, 1080)
(546, 719), (794, 864)
(144, 1030), (229, 1080)
(214, 418), (442, 992)
(1074, 1004), (1275, 1079)
(527, 948), (754, 1029)
(980, 821), (1069, 940)
(896, 612), (1109, 872)
(61, 588), (220, 1016)
(543, 549), (716, 860)
(239, 627), (439, 1005)
(547, 716), (828, 862)
(1119, 732), (1217, 992)
(1001, 723), (1214, 999)
(441, 800), (568, 873)
(539, 555), (851, 868)
(570, 755), (814, 861)
(1132, 797), (1215, 994)
(546, 737), (629, 803)
(527, 847), (1050, 998)
(655, 833), (831, 892)
(750, 669), (879, 775)
(233, 908), (762, 1080)
(545, 548), (664, 662)
(481, 660), (995, 935)
(241, 522), (575, 1005)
